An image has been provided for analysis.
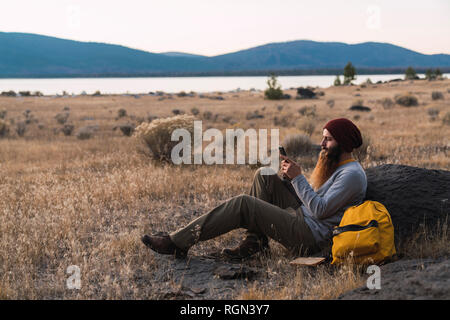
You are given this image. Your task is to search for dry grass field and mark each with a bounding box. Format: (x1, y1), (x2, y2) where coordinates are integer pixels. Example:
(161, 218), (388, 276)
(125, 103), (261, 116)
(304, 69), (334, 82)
(0, 78), (449, 299)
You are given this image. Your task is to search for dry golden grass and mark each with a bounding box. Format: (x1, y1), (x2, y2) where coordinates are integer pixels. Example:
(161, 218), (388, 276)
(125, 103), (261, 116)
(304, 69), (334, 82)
(0, 79), (449, 299)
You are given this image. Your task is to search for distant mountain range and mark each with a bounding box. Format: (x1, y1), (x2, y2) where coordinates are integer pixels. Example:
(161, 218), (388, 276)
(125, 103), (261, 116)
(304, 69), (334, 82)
(1, 32), (449, 78)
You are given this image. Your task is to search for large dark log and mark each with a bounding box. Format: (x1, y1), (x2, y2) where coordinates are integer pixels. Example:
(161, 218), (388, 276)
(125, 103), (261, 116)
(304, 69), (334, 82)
(364, 164), (450, 243)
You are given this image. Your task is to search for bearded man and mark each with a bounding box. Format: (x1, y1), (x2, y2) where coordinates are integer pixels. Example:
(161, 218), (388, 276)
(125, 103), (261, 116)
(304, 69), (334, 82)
(142, 118), (368, 259)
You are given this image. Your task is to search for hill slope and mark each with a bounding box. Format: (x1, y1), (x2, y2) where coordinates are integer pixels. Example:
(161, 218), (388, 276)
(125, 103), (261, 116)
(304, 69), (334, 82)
(1, 32), (449, 77)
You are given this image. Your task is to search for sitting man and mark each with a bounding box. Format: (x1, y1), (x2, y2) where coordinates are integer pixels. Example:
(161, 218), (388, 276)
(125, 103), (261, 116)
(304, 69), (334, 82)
(142, 118), (368, 259)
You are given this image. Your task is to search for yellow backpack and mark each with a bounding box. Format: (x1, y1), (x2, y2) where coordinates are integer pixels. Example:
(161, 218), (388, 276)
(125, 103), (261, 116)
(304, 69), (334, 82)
(331, 200), (396, 265)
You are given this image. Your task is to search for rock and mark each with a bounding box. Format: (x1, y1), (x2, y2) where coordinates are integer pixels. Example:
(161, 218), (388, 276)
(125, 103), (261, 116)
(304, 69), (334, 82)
(150, 255), (263, 299)
(364, 164), (450, 243)
(338, 258), (450, 300)
(214, 265), (259, 280)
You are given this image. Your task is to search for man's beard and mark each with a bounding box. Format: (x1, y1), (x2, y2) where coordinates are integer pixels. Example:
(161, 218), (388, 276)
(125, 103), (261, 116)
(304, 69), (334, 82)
(309, 145), (342, 191)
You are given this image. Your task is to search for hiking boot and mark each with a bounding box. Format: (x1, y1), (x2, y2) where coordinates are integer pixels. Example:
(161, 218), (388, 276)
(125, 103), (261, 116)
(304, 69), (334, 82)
(141, 234), (188, 258)
(221, 234), (269, 260)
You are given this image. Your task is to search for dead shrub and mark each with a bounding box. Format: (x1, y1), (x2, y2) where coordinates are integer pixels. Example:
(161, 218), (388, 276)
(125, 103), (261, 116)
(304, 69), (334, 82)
(352, 132), (372, 163)
(16, 121), (27, 137)
(395, 94), (418, 107)
(380, 97), (394, 109)
(0, 119), (10, 137)
(298, 105), (317, 117)
(55, 112), (70, 124)
(431, 91), (444, 100)
(296, 118), (316, 136)
(134, 114), (196, 162)
(282, 134), (315, 158)
(117, 108), (127, 118)
(443, 111), (450, 126)
(61, 124), (75, 136)
(76, 126), (94, 140)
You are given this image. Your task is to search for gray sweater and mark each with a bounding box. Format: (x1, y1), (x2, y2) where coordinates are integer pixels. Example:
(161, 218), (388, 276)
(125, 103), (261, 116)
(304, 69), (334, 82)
(291, 161), (367, 246)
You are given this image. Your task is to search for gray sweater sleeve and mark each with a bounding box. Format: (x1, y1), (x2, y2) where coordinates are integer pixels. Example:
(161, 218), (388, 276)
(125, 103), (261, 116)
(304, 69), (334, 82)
(291, 171), (362, 220)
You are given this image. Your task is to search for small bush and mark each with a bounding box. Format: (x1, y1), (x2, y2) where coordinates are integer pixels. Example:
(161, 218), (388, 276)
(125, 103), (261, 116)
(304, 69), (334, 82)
(282, 134), (315, 158)
(352, 132), (371, 163)
(172, 109), (184, 115)
(0, 119), (10, 137)
(264, 74), (284, 100)
(443, 112), (450, 126)
(333, 75), (342, 86)
(274, 116), (290, 127)
(395, 94), (418, 107)
(1, 90), (16, 97)
(380, 97), (394, 109)
(297, 118), (316, 136)
(298, 105), (316, 117)
(246, 110), (264, 120)
(61, 124), (75, 136)
(134, 115), (196, 162)
(427, 108), (440, 117)
(117, 109), (127, 118)
(202, 111), (213, 120)
(431, 91), (444, 100)
(147, 114), (158, 123)
(55, 112), (70, 124)
(76, 127), (93, 140)
(326, 100), (335, 108)
(190, 107), (200, 116)
(16, 121), (26, 137)
(119, 123), (135, 136)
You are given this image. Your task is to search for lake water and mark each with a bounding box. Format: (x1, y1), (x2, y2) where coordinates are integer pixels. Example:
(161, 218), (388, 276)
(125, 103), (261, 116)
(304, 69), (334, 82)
(0, 74), (443, 95)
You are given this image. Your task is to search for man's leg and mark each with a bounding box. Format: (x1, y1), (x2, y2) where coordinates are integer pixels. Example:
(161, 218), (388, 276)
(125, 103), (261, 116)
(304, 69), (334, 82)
(169, 194), (318, 255)
(249, 167), (301, 209)
(244, 167), (303, 248)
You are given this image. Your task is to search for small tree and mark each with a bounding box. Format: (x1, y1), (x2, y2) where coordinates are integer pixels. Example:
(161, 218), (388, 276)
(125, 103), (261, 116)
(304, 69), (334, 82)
(343, 62), (356, 85)
(264, 74), (284, 100)
(425, 69), (435, 81)
(334, 75), (342, 86)
(404, 66), (417, 80)
(435, 68), (443, 79)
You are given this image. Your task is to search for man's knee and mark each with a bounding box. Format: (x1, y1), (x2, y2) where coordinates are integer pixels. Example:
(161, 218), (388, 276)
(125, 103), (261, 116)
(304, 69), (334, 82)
(255, 166), (277, 178)
(234, 194), (253, 204)
(254, 167), (277, 187)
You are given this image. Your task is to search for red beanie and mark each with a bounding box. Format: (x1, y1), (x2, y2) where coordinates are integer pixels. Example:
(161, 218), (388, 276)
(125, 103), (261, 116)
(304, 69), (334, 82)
(323, 118), (362, 153)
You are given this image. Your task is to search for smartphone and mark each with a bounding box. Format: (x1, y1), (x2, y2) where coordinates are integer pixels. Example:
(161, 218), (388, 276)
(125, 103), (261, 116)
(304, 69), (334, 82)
(279, 146), (287, 156)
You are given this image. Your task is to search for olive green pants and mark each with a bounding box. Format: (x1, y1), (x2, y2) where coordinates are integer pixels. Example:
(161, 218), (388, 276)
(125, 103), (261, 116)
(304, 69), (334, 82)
(169, 168), (319, 255)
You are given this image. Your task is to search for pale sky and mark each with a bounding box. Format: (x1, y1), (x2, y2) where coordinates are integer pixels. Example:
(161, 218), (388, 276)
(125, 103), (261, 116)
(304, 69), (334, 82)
(1, 0), (449, 56)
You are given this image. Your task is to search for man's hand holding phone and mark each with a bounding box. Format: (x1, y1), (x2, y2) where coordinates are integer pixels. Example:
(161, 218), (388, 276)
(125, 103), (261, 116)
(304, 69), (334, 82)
(279, 146), (302, 180)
